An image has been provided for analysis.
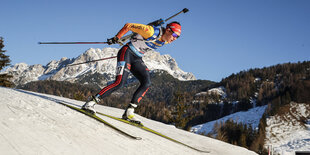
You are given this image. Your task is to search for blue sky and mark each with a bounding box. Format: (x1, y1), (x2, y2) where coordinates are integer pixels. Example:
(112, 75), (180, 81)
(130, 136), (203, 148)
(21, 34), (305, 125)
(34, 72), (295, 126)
(1, 0), (309, 82)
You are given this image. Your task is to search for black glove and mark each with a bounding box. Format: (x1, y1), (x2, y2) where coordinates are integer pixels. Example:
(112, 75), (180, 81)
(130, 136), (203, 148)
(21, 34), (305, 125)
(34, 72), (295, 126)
(107, 36), (119, 45)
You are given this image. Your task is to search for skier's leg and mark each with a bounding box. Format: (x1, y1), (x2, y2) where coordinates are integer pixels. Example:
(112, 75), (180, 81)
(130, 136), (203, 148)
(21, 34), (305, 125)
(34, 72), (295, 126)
(82, 46), (131, 113)
(122, 59), (151, 123)
(130, 60), (151, 104)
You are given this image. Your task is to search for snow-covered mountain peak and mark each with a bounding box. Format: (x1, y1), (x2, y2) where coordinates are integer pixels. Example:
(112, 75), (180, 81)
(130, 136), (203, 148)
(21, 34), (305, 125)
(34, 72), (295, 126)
(78, 48), (115, 61)
(7, 62), (29, 72)
(3, 48), (196, 86)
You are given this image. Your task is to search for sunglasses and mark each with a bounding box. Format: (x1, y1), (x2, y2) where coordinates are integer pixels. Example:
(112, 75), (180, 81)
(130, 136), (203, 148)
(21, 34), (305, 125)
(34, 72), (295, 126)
(169, 28), (180, 38)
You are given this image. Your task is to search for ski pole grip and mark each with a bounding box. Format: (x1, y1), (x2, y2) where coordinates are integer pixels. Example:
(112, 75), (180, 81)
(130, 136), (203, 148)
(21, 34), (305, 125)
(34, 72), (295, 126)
(183, 8), (189, 13)
(165, 8), (189, 22)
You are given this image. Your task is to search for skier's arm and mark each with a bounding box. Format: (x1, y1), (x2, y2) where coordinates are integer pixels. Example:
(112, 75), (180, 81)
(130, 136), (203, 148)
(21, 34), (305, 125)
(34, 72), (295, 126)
(115, 23), (155, 40)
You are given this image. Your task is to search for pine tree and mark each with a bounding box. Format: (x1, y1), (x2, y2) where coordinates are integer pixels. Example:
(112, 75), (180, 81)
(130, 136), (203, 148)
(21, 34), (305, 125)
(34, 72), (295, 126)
(170, 92), (192, 129)
(0, 37), (13, 87)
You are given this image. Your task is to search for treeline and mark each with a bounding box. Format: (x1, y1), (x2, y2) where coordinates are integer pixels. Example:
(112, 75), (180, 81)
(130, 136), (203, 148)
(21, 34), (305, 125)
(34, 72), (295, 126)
(220, 61), (310, 106)
(0, 37), (14, 87)
(17, 71), (214, 125)
(202, 118), (268, 155)
(189, 61), (310, 126)
(192, 61), (310, 154)
(17, 61), (309, 128)
(98, 71), (214, 124)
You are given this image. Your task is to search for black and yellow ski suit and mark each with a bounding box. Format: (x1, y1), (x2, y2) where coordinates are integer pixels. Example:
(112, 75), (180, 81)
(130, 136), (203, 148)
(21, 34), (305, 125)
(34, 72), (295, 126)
(95, 23), (166, 104)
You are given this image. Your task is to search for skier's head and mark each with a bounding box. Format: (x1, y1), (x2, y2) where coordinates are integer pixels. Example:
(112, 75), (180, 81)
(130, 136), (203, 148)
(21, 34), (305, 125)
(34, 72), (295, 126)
(162, 22), (181, 43)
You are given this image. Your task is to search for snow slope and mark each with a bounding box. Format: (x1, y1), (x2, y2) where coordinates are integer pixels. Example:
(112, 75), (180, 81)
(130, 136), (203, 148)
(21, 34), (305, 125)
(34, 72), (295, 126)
(191, 101), (310, 155)
(265, 102), (310, 155)
(191, 105), (268, 135)
(0, 87), (257, 155)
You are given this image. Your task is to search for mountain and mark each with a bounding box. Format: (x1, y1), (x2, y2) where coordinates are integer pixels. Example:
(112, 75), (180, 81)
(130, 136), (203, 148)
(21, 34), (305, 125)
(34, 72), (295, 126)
(4, 47), (196, 87)
(188, 61), (310, 127)
(0, 86), (257, 155)
(188, 61), (310, 154)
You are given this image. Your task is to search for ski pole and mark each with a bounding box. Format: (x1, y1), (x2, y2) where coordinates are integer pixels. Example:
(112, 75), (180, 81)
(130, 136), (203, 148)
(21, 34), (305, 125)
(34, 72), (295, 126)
(67, 56), (117, 67)
(39, 8), (189, 45)
(38, 41), (108, 45)
(164, 8), (189, 22)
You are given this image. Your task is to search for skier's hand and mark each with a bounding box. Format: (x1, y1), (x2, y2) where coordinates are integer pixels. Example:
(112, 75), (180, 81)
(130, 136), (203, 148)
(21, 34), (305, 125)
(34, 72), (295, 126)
(107, 36), (119, 45)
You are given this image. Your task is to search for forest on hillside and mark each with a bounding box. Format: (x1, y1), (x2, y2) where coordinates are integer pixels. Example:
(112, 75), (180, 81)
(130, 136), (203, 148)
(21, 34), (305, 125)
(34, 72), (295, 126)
(17, 71), (214, 124)
(192, 61), (310, 154)
(189, 61), (310, 126)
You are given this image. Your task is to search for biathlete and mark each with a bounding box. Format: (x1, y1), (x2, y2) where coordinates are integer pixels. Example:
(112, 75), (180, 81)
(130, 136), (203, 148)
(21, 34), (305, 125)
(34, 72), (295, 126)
(82, 21), (182, 124)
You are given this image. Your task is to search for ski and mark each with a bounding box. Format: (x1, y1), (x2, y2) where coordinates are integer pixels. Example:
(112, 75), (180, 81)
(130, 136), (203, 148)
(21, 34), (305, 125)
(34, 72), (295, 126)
(96, 111), (210, 153)
(57, 102), (142, 140)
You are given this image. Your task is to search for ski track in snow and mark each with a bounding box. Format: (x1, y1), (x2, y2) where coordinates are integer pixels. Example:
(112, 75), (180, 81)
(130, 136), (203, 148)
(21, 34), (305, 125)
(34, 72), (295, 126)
(0, 87), (257, 155)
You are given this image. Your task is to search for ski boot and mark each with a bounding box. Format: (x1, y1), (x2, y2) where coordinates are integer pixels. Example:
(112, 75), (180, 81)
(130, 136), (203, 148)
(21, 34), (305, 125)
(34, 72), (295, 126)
(122, 103), (142, 125)
(82, 96), (100, 114)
